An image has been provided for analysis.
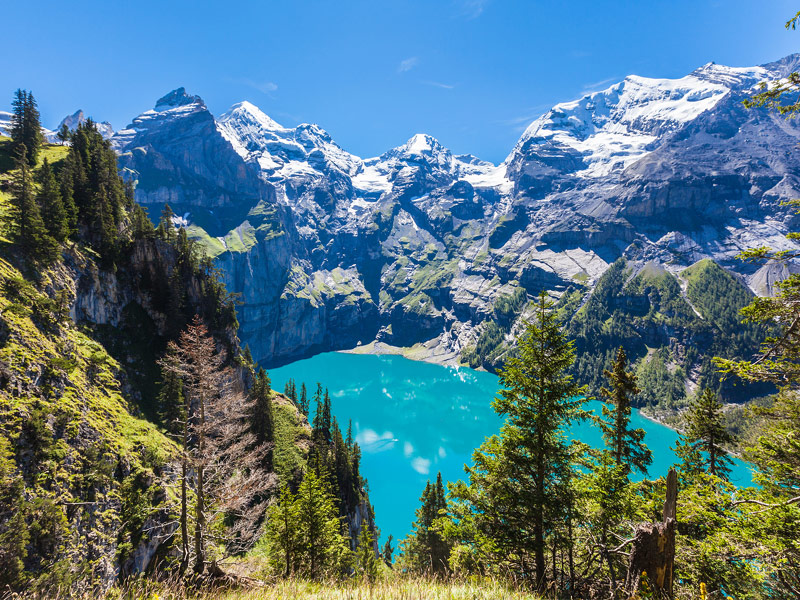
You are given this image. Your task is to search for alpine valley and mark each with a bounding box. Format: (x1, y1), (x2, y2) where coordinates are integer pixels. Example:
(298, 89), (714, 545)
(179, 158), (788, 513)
(107, 54), (800, 409)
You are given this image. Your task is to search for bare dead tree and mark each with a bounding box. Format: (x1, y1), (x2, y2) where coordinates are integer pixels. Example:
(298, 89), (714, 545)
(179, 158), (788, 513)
(159, 315), (275, 576)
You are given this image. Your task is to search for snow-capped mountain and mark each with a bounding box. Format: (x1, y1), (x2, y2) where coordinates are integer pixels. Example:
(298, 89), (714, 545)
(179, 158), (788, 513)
(508, 63), (768, 179)
(1, 108), (113, 142)
(111, 56), (800, 370)
(57, 110), (114, 139)
(0, 110), (58, 142)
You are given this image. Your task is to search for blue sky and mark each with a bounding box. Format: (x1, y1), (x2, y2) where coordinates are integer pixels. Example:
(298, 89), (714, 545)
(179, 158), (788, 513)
(3, 0), (798, 163)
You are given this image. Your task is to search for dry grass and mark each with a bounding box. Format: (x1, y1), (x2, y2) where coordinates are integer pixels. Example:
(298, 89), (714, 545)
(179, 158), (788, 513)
(12, 576), (542, 600)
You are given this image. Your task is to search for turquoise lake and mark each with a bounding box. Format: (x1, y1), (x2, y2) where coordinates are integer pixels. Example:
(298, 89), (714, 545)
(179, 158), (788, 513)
(269, 352), (754, 543)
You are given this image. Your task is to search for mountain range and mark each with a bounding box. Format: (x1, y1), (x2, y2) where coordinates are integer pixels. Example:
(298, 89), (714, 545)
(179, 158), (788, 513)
(95, 55), (800, 383)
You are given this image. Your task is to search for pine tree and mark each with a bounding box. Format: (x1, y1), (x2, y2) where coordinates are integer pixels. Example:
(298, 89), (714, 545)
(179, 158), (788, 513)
(241, 344), (253, 366)
(382, 535), (394, 568)
(321, 388), (332, 443)
(345, 419), (354, 449)
(265, 485), (300, 577)
(11, 145), (57, 262)
(599, 347), (651, 476)
(56, 123), (70, 145)
(157, 352), (185, 437)
(299, 382), (309, 417)
(57, 164), (78, 237)
(294, 469), (351, 579)
(156, 203), (176, 241)
(130, 204), (154, 240)
(400, 473), (450, 574)
(356, 518), (379, 582)
(10, 90), (43, 166)
(453, 292), (587, 589)
(249, 368), (274, 472)
(36, 159), (69, 243)
(683, 389), (734, 479)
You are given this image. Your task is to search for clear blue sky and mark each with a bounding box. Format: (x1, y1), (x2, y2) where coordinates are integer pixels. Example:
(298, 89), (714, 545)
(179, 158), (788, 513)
(3, 0), (798, 163)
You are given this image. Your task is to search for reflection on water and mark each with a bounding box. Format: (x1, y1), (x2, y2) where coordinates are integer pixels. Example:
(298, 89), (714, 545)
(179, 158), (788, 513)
(270, 352), (754, 543)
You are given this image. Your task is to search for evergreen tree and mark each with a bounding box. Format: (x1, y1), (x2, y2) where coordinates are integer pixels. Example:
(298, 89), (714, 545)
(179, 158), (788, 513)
(356, 518), (379, 582)
(299, 382), (309, 417)
(130, 204), (154, 240)
(265, 485), (300, 577)
(57, 165), (78, 237)
(157, 353), (185, 437)
(452, 292), (587, 589)
(682, 389), (734, 479)
(400, 472), (450, 575)
(293, 468), (351, 579)
(10, 145), (57, 262)
(321, 388), (332, 443)
(289, 379), (298, 405)
(241, 344), (253, 366)
(56, 123), (70, 145)
(345, 419), (353, 449)
(36, 159), (69, 243)
(249, 368), (274, 472)
(10, 90), (43, 166)
(382, 535), (394, 568)
(673, 435), (704, 483)
(156, 203), (176, 242)
(598, 347), (651, 476)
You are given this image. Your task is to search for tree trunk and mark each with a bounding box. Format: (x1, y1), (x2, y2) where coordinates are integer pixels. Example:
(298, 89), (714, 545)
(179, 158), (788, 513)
(180, 460), (188, 574)
(180, 409), (189, 574)
(626, 469), (677, 597)
(194, 395), (206, 575)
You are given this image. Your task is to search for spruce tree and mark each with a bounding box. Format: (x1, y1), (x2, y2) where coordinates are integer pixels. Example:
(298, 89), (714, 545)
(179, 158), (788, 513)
(293, 469), (350, 579)
(36, 159), (69, 243)
(156, 203), (176, 242)
(130, 204), (154, 240)
(401, 472), (450, 574)
(10, 90), (43, 166)
(382, 535), (394, 568)
(56, 123), (70, 145)
(299, 382), (309, 417)
(454, 291), (587, 589)
(11, 145), (57, 262)
(683, 389), (734, 479)
(321, 388), (332, 443)
(265, 485), (300, 577)
(598, 347), (651, 476)
(356, 518), (379, 582)
(249, 368), (274, 471)
(57, 163), (78, 237)
(157, 354), (185, 437)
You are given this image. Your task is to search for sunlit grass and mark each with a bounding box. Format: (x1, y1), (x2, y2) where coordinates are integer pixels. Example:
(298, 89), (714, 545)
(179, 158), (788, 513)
(90, 576), (542, 600)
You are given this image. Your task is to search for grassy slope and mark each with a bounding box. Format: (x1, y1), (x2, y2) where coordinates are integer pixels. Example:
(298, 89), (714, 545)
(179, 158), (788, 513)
(0, 137), (173, 466)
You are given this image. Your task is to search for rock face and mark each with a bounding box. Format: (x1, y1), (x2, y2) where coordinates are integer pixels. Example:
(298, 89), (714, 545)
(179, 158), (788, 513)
(57, 109), (114, 139)
(112, 55), (800, 369)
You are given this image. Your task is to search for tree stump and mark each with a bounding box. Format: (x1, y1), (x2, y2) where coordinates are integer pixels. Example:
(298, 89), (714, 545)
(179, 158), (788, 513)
(625, 469), (677, 598)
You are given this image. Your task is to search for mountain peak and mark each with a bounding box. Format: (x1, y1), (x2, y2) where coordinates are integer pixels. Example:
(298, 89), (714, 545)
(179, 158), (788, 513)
(155, 87), (205, 111)
(57, 109), (114, 139)
(224, 101), (284, 130)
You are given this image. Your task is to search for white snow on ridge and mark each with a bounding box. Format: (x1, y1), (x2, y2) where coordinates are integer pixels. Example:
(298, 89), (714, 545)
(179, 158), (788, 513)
(510, 63), (771, 178)
(0, 111), (11, 137)
(217, 101), (363, 180)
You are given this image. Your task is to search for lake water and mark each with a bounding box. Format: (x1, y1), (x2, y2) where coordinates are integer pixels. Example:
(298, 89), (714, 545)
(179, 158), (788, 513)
(269, 352), (754, 542)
